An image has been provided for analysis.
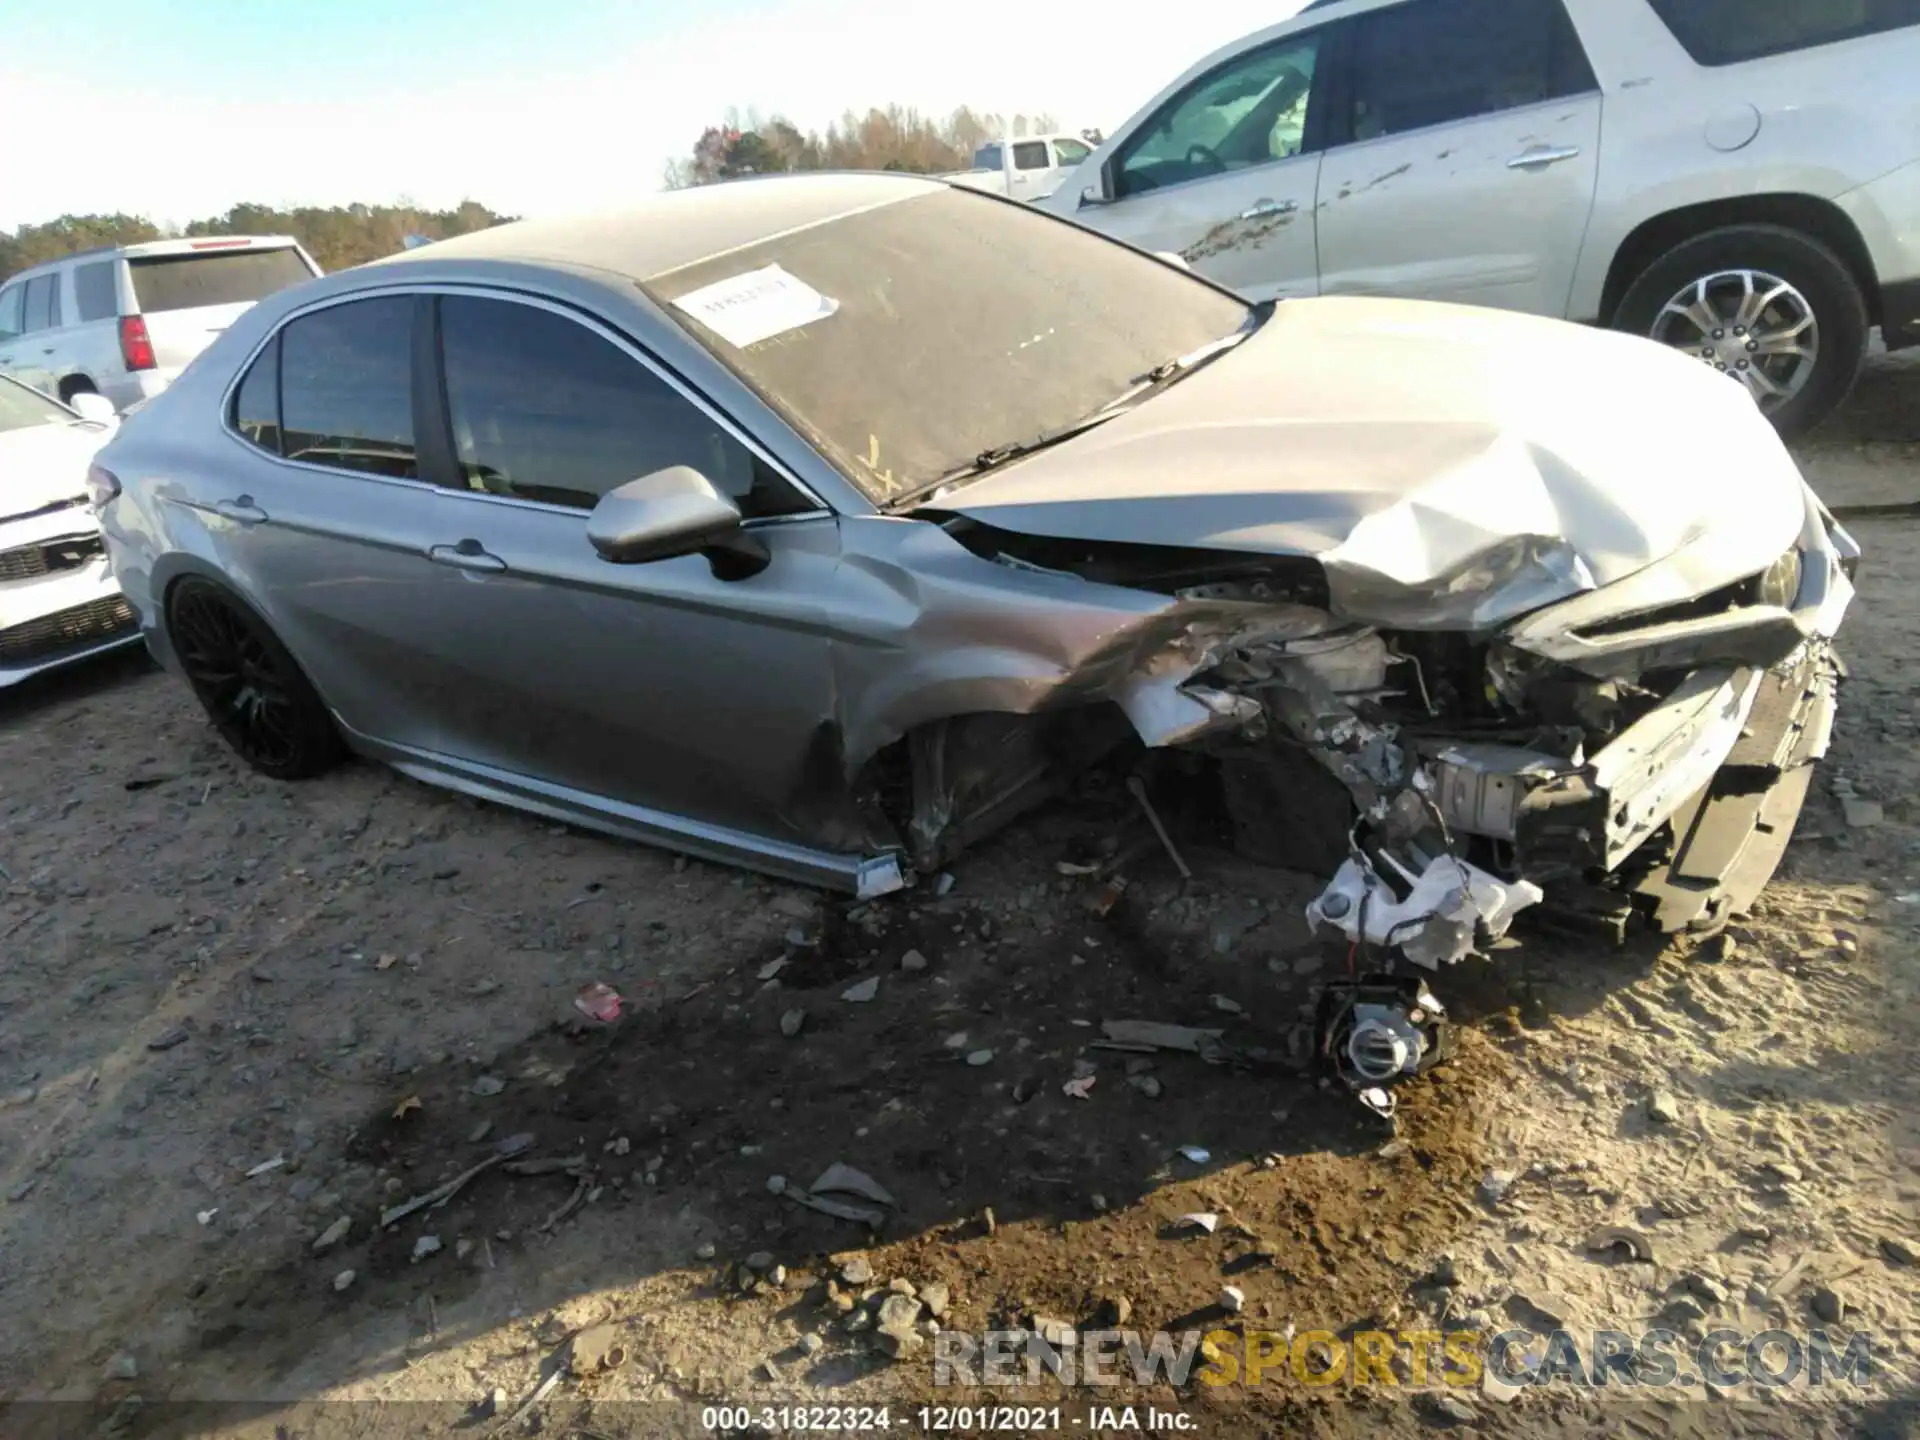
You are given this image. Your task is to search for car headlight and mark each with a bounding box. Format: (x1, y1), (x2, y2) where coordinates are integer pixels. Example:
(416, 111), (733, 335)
(1756, 549), (1802, 609)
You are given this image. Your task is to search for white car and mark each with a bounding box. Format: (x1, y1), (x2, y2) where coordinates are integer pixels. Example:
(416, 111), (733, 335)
(944, 134), (1098, 203)
(1042, 0), (1920, 436)
(0, 235), (322, 414)
(0, 376), (139, 687)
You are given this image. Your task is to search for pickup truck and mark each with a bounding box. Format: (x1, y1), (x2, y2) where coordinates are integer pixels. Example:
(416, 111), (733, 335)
(943, 134), (1098, 204)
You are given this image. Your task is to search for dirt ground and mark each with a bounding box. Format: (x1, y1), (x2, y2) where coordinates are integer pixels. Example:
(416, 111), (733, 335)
(2, 351), (1918, 1439)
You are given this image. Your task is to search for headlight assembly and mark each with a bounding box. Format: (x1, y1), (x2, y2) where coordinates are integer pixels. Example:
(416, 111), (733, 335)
(1756, 549), (1803, 610)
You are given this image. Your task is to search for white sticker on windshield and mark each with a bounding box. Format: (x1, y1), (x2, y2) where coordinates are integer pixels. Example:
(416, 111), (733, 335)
(671, 264), (839, 349)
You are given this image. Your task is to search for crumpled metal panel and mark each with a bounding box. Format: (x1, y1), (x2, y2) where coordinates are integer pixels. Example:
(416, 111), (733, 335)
(940, 297), (1808, 634)
(826, 518), (1332, 770)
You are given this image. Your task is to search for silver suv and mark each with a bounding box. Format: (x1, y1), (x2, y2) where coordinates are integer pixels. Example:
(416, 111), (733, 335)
(0, 236), (321, 414)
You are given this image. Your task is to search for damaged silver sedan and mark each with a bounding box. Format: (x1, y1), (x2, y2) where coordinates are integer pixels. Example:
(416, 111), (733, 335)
(93, 174), (1855, 1087)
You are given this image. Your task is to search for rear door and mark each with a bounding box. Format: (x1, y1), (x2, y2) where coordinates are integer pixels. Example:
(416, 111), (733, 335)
(35, 266), (86, 396)
(0, 283), (26, 388)
(211, 293), (456, 751)
(1313, 0), (1602, 316)
(2, 274), (63, 395)
(1080, 25), (1332, 300)
(128, 243), (320, 372)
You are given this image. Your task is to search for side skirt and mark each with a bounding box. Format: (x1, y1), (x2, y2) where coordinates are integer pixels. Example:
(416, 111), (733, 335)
(336, 719), (907, 899)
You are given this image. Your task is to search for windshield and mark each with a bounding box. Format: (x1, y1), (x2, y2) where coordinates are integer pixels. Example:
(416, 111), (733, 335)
(649, 188), (1250, 505)
(0, 376), (69, 435)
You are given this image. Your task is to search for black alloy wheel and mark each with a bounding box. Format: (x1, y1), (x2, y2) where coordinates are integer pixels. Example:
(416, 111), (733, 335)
(167, 578), (343, 779)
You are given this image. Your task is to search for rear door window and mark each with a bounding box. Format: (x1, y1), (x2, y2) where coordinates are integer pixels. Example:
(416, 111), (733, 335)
(1646, 0), (1920, 64)
(1341, 0), (1597, 143)
(1013, 140), (1052, 170)
(0, 285), (21, 340)
(73, 262), (120, 323)
(21, 275), (59, 333)
(129, 248), (315, 313)
(435, 294), (813, 518)
(276, 297), (418, 479)
(230, 333), (283, 454)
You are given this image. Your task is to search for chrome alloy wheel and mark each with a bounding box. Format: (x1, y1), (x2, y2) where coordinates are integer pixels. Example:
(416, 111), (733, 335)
(1648, 268), (1819, 412)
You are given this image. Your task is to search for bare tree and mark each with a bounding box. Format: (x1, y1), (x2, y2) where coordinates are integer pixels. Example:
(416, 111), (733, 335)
(670, 99), (1069, 186)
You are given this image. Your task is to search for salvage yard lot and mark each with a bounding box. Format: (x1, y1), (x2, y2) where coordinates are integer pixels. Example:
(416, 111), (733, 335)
(2, 357), (1919, 1436)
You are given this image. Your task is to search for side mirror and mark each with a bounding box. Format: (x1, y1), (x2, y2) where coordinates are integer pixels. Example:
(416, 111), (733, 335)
(587, 465), (768, 579)
(68, 392), (117, 426)
(1081, 158), (1118, 208)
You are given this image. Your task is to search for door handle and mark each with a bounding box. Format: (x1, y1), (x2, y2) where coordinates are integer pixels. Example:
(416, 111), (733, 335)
(428, 540), (507, 573)
(213, 496), (269, 525)
(1507, 145), (1583, 170)
(41, 347), (55, 355)
(1239, 198), (1299, 220)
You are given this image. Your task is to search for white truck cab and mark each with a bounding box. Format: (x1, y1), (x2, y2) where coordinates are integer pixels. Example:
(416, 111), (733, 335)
(945, 134), (1100, 203)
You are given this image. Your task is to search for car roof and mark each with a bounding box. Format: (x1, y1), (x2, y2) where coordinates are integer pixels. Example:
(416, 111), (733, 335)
(370, 172), (945, 284)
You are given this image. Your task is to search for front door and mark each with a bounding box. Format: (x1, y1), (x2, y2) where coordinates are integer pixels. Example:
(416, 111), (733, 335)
(1086, 28), (1332, 301)
(1313, 0), (1603, 317)
(411, 291), (845, 847)
(1005, 138), (1056, 203)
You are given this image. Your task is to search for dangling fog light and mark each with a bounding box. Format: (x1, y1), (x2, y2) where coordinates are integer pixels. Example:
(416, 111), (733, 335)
(1757, 549), (1802, 609)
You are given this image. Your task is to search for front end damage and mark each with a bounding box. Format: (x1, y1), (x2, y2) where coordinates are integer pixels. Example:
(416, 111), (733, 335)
(907, 478), (1857, 1099)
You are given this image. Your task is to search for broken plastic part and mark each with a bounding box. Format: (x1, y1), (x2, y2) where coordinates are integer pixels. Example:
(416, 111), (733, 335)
(1346, 1011), (1425, 1082)
(855, 855), (907, 899)
(1306, 852), (1542, 968)
(809, 1162), (898, 1209)
(1316, 976), (1451, 1093)
(572, 982), (623, 1023)
(1356, 1087), (1397, 1120)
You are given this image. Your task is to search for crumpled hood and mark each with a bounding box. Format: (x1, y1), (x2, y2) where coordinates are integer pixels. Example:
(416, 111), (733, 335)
(1, 420), (110, 522)
(938, 297), (1808, 631)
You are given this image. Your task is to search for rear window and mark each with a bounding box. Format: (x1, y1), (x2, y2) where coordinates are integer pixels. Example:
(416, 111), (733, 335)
(128, 248), (315, 314)
(1647, 0), (1920, 65)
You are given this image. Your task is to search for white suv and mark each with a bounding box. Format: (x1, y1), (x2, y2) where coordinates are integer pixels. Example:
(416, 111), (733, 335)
(0, 236), (321, 414)
(1043, 0), (1920, 436)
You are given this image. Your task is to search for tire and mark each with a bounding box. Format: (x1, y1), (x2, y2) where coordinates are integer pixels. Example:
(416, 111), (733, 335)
(58, 377), (97, 405)
(165, 577), (344, 780)
(1612, 223), (1869, 440)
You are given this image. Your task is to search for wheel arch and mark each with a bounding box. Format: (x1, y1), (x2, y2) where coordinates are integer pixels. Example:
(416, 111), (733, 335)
(57, 372), (100, 403)
(159, 568), (347, 775)
(151, 562), (293, 682)
(1599, 195), (1881, 329)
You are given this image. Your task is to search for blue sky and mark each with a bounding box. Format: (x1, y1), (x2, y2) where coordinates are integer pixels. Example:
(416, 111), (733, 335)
(3, 0), (1306, 230)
